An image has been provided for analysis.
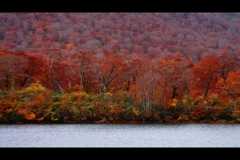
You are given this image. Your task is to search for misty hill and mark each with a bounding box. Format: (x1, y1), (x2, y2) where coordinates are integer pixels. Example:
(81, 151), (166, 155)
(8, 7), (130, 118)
(1, 12), (240, 62)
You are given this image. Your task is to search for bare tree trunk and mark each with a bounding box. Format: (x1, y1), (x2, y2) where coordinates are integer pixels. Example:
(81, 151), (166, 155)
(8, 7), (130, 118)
(52, 76), (63, 93)
(184, 82), (188, 101)
(126, 76), (130, 92)
(11, 79), (15, 91)
(163, 81), (168, 104)
(204, 75), (212, 98)
(80, 72), (84, 91)
(172, 86), (178, 99)
(147, 98), (151, 118)
(232, 94), (236, 110)
(68, 77), (72, 93)
(104, 84), (108, 93)
(4, 75), (9, 90)
(98, 76), (102, 95)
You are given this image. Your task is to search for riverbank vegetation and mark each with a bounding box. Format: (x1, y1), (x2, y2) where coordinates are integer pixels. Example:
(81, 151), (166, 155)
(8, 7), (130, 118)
(1, 50), (240, 124)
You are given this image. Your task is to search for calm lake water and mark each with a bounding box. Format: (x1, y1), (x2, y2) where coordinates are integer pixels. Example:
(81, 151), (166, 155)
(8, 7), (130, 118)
(0, 124), (240, 147)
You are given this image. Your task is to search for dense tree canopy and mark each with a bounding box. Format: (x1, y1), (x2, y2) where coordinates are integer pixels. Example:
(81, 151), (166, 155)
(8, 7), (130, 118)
(1, 13), (240, 124)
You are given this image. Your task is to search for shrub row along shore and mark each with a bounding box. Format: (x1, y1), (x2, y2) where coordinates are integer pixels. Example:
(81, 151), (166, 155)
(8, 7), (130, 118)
(1, 82), (240, 124)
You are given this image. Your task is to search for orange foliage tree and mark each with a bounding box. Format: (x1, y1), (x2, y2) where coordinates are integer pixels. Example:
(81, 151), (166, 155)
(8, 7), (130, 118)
(162, 56), (194, 101)
(72, 49), (94, 91)
(94, 53), (125, 94)
(216, 71), (240, 110)
(158, 58), (176, 104)
(121, 54), (144, 92)
(192, 55), (222, 98)
(157, 55), (193, 104)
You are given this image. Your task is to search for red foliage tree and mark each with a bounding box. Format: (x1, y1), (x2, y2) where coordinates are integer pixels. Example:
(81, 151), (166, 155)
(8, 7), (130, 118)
(218, 52), (240, 80)
(94, 53), (124, 94)
(192, 55), (222, 98)
(71, 49), (94, 92)
(0, 50), (28, 91)
(41, 49), (66, 93)
(121, 54), (144, 92)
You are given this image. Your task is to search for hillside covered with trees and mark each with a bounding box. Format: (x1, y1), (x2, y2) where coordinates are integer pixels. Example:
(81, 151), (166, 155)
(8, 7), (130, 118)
(1, 12), (240, 124)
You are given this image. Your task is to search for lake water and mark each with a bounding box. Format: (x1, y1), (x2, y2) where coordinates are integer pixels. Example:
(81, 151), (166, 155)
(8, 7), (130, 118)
(0, 124), (240, 147)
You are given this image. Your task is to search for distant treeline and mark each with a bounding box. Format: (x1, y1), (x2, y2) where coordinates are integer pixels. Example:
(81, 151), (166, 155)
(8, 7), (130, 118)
(1, 13), (240, 63)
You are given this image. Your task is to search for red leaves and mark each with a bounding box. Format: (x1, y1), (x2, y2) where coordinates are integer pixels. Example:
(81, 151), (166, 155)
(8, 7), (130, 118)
(191, 105), (207, 120)
(158, 56), (193, 101)
(0, 50), (29, 90)
(192, 55), (222, 98)
(94, 53), (125, 93)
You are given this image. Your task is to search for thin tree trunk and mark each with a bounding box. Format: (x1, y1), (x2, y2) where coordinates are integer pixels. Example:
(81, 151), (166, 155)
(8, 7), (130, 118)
(184, 82), (188, 101)
(204, 82), (210, 98)
(104, 84), (108, 93)
(126, 76), (130, 92)
(80, 72), (84, 91)
(52, 76), (63, 93)
(4, 75), (9, 90)
(98, 76), (102, 95)
(172, 86), (178, 99)
(11, 79), (15, 91)
(233, 94), (236, 110)
(204, 74), (213, 98)
(68, 78), (72, 93)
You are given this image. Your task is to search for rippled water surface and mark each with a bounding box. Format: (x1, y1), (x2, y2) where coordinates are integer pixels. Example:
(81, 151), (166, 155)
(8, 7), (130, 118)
(0, 124), (240, 147)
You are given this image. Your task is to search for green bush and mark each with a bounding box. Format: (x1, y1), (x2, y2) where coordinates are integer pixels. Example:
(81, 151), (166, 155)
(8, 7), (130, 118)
(52, 92), (64, 102)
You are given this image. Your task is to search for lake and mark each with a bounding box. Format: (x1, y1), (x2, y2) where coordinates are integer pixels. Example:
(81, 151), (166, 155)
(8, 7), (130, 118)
(0, 124), (240, 147)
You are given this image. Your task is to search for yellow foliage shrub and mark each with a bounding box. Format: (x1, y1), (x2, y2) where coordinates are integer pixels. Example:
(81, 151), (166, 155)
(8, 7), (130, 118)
(194, 95), (204, 104)
(177, 115), (189, 122)
(80, 92), (89, 101)
(70, 91), (89, 102)
(235, 118), (240, 123)
(104, 92), (112, 100)
(8, 93), (15, 101)
(132, 107), (139, 116)
(232, 109), (240, 119)
(181, 99), (187, 104)
(6, 108), (13, 114)
(168, 98), (178, 107)
(19, 81), (45, 95)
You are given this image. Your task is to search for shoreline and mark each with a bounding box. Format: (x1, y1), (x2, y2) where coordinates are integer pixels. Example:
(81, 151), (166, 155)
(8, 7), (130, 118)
(1, 119), (238, 125)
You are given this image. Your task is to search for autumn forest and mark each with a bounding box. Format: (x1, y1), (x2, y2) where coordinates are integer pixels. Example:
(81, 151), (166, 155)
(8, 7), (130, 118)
(1, 12), (240, 124)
